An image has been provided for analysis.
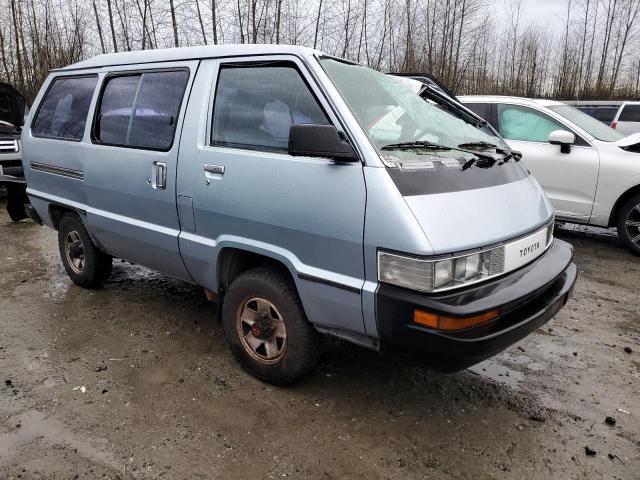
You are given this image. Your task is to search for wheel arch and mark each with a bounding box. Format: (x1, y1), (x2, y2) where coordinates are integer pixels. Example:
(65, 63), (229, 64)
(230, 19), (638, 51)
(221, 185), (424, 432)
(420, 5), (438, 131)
(215, 247), (302, 321)
(217, 247), (297, 292)
(608, 184), (640, 227)
(49, 203), (83, 229)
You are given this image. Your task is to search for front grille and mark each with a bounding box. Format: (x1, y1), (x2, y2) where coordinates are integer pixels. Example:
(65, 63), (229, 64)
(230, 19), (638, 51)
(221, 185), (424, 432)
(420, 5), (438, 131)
(488, 247), (505, 275)
(0, 139), (18, 153)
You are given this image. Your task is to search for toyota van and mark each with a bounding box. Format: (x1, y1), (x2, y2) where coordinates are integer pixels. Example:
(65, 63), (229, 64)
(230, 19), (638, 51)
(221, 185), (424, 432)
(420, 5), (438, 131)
(22, 45), (576, 384)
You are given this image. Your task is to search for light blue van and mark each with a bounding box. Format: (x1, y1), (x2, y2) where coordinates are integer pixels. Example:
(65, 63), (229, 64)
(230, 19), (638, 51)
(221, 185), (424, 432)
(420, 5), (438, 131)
(22, 45), (577, 384)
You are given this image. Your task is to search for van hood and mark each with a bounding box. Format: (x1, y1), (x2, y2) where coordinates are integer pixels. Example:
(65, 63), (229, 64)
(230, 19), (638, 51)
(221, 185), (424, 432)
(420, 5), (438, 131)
(615, 132), (640, 149)
(0, 82), (26, 132)
(388, 164), (553, 254)
(0, 121), (20, 138)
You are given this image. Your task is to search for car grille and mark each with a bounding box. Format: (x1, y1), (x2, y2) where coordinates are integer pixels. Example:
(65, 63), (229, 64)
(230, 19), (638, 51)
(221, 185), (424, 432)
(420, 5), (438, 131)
(0, 139), (19, 153)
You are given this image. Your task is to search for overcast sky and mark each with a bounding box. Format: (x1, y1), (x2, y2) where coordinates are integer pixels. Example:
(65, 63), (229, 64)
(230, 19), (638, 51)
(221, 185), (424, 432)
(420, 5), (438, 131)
(497, 0), (569, 30)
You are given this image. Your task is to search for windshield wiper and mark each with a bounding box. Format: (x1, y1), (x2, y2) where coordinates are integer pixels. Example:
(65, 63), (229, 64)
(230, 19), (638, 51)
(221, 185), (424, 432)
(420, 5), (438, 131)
(458, 141), (523, 169)
(381, 140), (521, 171)
(382, 140), (501, 169)
(458, 141), (498, 150)
(381, 141), (452, 151)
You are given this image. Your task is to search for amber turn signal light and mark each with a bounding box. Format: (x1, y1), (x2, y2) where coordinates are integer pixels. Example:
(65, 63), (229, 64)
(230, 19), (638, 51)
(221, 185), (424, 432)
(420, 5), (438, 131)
(413, 309), (498, 331)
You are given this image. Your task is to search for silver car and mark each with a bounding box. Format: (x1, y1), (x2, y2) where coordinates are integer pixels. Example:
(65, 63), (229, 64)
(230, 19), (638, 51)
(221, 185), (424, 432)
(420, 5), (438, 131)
(22, 46), (576, 384)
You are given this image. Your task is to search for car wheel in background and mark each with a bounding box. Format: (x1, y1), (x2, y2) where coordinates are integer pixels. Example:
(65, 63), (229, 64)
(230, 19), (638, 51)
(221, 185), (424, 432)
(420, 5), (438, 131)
(617, 193), (640, 255)
(57, 213), (113, 288)
(222, 267), (323, 385)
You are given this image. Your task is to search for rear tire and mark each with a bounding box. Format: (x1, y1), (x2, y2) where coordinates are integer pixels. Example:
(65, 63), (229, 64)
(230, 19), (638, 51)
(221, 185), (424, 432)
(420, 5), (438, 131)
(58, 213), (112, 288)
(616, 193), (640, 255)
(222, 267), (322, 385)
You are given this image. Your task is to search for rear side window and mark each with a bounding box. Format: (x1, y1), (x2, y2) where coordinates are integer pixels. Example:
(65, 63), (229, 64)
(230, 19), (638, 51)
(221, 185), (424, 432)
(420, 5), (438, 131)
(95, 70), (189, 150)
(211, 64), (330, 152)
(619, 105), (640, 122)
(32, 76), (98, 141)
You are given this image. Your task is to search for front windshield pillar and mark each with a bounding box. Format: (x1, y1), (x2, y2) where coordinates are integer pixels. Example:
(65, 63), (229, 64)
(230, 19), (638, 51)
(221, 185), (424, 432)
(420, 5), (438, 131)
(309, 54), (386, 167)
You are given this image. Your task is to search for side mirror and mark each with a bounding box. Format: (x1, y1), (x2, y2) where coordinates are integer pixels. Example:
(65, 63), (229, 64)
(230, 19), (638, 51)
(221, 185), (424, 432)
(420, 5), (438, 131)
(288, 124), (359, 162)
(548, 130), (575, 154)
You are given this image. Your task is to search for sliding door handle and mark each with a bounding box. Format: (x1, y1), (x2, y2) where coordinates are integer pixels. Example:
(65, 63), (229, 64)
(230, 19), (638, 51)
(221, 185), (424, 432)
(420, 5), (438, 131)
(151, 161), (167, 190)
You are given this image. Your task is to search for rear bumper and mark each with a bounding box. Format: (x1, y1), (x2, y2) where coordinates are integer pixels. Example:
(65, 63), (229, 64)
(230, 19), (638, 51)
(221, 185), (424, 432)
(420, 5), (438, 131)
(376, 239), (577, 372)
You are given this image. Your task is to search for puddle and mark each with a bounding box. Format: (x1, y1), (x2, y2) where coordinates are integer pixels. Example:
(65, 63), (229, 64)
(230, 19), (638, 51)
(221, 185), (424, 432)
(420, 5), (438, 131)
(468, 360), (524, 388)
(0, 410), (119, 469)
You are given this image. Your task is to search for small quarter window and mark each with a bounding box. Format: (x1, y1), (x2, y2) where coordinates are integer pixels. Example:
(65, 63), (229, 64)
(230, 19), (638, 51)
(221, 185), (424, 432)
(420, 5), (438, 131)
(95, 70), (189, 150)
(619, 105), (640, 122)
(465, 103), (491, 121)
(211, 64), (330, 152)
(32, 76), (98, 141)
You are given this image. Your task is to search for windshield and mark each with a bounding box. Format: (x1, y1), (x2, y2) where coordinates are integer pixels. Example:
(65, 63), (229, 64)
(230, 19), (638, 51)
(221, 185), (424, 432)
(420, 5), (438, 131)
(320, 58), (504, 154)
(548, 104), (623, 142)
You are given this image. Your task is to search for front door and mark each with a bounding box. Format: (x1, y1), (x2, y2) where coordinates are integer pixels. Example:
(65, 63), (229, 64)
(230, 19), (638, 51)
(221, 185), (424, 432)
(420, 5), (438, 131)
(179, 56), (367, 334)
(85, 62), (197, 280)
(496, 103), (599, 222)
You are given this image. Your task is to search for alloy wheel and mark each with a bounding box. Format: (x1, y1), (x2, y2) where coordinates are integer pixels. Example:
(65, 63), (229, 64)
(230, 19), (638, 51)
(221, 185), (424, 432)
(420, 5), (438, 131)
(64, 230), (86, 274)
(625, 203), (640, 247)
(237, 297), (287, 365)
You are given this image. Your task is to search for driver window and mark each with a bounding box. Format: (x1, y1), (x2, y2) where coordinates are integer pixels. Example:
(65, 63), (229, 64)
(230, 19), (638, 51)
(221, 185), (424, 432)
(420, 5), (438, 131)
(211, 63), (330, 152)
(498, 104), (566, 143)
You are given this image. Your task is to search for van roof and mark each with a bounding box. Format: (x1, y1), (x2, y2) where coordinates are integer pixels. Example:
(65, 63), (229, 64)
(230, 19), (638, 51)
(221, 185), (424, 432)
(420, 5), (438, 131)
(55, 44), (320, 71)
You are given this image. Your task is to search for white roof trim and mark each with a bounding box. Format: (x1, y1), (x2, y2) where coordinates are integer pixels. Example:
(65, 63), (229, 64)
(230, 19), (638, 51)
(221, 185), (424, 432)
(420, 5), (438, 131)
(55, 44), (320, 71)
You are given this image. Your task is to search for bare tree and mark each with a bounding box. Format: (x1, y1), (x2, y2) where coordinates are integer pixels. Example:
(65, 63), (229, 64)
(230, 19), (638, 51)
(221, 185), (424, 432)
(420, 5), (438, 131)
(211, 0), (218, 44)
(169, 0), (179, 47)
(93, 0), (106, 54)
(106, 0), (118, 52)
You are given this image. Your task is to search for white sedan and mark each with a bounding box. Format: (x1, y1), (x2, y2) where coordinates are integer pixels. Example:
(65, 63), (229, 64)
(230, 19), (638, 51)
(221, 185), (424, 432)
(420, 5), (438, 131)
(460, 96), (640, 254)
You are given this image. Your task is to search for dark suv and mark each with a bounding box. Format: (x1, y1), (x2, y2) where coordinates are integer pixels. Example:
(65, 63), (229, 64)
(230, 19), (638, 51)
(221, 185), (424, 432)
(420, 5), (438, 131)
(0, 82), (29, 220)
(0, 82), (26, 177)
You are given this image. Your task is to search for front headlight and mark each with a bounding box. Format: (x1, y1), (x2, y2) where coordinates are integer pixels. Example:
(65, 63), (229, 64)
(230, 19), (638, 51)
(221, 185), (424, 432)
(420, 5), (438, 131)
(379, 249), (498, 293)
(378, 221), (554, 293)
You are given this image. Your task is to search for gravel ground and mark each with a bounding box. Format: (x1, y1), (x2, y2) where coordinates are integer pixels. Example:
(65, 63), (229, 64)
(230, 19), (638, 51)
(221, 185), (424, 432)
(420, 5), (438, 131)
(0, 203), (639, 480)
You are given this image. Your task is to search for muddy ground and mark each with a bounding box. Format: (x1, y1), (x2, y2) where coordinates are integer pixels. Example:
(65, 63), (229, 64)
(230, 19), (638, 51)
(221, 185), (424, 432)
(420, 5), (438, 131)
(0, 202), (638, 480)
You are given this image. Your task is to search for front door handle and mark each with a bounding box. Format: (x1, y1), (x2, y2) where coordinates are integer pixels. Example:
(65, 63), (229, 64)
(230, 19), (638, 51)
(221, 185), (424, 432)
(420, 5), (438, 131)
(151, 161), (167, 190)
(204, 164), (225, 175)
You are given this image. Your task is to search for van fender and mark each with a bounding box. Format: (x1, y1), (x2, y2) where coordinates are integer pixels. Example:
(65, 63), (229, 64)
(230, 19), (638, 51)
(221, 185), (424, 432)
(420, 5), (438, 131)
(179, 232), (367, 334)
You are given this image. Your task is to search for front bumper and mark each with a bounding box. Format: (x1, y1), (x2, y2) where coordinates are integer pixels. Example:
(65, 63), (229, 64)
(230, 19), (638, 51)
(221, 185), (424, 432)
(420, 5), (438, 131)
(0, 174), (28, 221)
(0, 152), (23, 177)
(376, 239), (577, 372)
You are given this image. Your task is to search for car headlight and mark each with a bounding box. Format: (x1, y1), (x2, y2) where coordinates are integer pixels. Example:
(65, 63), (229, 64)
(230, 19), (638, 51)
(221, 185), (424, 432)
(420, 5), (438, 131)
(378, 249), (498, 293)
(378, 221), (554, 293)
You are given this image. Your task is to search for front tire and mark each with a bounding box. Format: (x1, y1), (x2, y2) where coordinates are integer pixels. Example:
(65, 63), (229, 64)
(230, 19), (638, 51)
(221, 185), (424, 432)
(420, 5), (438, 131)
(222, 267), (322, 385)
(617, 194), (640, 255)
(58, 213), (113, 288)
